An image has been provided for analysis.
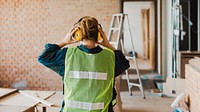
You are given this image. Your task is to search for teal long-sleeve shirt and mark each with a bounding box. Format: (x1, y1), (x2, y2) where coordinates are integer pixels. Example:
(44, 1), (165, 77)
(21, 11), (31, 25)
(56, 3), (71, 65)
(38, 43), (130, 111)
(38, 43), (130, 78)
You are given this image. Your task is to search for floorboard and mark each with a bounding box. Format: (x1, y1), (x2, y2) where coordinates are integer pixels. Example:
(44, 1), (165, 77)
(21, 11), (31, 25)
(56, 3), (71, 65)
(121, 91), (175, 112)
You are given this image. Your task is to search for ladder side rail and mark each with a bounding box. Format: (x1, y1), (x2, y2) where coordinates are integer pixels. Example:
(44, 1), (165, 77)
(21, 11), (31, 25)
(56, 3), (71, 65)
(125, 15), (140, 76)
(124, 14), (145, 98)
(116, 15), (124, 49)
(108, 15), (116, 41)
(108, 13), (145, 98)
(120, 37), (132, 95)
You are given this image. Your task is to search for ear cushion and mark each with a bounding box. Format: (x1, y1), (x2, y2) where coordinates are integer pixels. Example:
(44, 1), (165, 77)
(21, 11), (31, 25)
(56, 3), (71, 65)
(73, 29), (83, 41)
(73, 29), (102, 41)
(98, 32), (102, 41)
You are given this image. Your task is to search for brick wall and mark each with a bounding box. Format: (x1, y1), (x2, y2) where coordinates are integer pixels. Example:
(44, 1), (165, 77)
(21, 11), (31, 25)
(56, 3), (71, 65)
(185, 58), (200, 112)
(0, 0), (120, 90)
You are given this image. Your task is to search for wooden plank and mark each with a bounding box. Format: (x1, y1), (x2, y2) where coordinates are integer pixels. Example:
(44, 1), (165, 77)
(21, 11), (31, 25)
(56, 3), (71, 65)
(0, 88), (17, 99)
(0, 92), (39, 106)
(31, 91), (63, 112)
(0, 90), (56, 107)
(0, 105), (34, 112)
(19, 90), (55, 107)
(37, 91), (63, 107)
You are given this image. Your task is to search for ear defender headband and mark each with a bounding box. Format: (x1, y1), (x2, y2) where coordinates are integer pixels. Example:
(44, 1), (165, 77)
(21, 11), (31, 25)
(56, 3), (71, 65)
(73, 17), (102, 41)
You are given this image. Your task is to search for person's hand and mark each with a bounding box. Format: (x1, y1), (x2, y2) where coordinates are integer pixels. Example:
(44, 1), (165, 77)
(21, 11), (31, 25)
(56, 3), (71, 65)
(56, 26), (79, 48)
(63, 26), (79, 44)
(97, 28), (116, 51)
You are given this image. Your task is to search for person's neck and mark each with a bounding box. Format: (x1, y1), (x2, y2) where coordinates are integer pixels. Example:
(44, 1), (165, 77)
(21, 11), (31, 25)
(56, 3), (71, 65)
(82, 39), (96, 49)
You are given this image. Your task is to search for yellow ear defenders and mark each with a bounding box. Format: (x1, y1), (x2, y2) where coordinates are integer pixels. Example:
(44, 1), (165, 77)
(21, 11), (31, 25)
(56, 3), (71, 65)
(73, 17), (102, 41)
(73, 29), (83, 41)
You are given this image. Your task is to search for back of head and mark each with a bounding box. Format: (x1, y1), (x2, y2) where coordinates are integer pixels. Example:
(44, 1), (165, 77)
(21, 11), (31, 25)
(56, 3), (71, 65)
(79, 16), (99, 42)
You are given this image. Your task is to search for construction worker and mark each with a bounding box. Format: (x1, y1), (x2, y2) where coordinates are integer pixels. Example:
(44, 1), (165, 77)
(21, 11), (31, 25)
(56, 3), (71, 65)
(38, 16), (129, 112)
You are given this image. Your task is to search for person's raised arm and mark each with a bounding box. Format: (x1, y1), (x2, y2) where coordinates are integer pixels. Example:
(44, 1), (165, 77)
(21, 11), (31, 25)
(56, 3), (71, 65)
(97, 28), (116, 51)
(56, 26), (79, 48)
(38, 26), (79, 76)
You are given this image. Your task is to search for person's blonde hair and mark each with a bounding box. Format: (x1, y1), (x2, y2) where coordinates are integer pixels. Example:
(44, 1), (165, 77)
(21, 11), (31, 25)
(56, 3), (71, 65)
(78, 16), (99, 42)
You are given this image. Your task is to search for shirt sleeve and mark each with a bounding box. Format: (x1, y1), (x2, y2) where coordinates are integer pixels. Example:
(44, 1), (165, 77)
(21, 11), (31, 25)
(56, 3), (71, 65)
(38, 43), (67, 77)
(114, 50), (130, 77)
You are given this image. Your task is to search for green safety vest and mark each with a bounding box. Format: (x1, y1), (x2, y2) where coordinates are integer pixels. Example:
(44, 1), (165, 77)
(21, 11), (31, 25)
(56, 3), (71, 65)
(63, 47), (115, 112)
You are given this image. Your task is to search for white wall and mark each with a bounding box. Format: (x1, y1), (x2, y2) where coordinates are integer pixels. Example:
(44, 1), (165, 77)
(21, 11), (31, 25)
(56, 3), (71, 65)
(162, 0), (173, 78)
(123, 2), (153, 58)
(123, 0), (174, 77)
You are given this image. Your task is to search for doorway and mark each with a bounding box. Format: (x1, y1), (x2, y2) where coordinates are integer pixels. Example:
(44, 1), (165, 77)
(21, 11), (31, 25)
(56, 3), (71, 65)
(122, 0), (158, 72)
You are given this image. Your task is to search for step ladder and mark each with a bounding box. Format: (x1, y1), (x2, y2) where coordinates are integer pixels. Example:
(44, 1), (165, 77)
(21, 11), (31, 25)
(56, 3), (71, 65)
(108, 13), (145, 99)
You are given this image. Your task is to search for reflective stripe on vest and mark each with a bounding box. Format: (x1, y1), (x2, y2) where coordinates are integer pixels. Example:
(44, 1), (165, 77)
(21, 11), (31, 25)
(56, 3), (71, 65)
(66, 100), (104, 110)
(69, 71), (107, 80)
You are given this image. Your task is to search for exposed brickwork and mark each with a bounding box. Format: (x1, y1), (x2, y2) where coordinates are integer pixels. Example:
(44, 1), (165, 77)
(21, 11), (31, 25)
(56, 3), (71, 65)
(185, 59), (200, 112)
(0, 0), (120, 90)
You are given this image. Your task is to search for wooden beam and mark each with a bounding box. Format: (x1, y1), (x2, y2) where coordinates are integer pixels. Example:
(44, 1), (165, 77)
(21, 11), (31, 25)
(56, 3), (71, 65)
(0, 88), (18, 99)
(0, 105), (34, 112)
(19, 91), (55, 107)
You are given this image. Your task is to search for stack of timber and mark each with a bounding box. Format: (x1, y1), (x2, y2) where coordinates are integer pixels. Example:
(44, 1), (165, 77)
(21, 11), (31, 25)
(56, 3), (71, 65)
(185, 57), (200, 112)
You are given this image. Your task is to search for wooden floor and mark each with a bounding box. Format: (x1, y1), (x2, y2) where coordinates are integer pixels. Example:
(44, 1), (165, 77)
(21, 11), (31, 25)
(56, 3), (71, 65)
(121, 91), (175, 112)
(128, 58), (153, 70)
(120, 57), (175, 112)
(0, 89), (175, 112)
(120, 73), (175, 112)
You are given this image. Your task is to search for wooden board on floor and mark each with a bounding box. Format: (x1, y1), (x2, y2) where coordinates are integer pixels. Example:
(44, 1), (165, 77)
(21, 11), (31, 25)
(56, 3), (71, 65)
(37, 91), (63, 107)
(0, 89), (56, 107)
(32, 91), (63, 112)
(0, 88), (17, 99)
(0, 105), (34, 112)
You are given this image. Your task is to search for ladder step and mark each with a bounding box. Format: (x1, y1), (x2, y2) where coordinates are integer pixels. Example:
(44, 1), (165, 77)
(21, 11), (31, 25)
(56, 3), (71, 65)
(121, 74), (139, 80)
(109, 42), (118, 48)
(128, 83), (141, 87)
(112, 14), (124, 16)
(126, 56), (136, 59)
(110, 28), (120, 30)
(110, 42), (117, 44)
